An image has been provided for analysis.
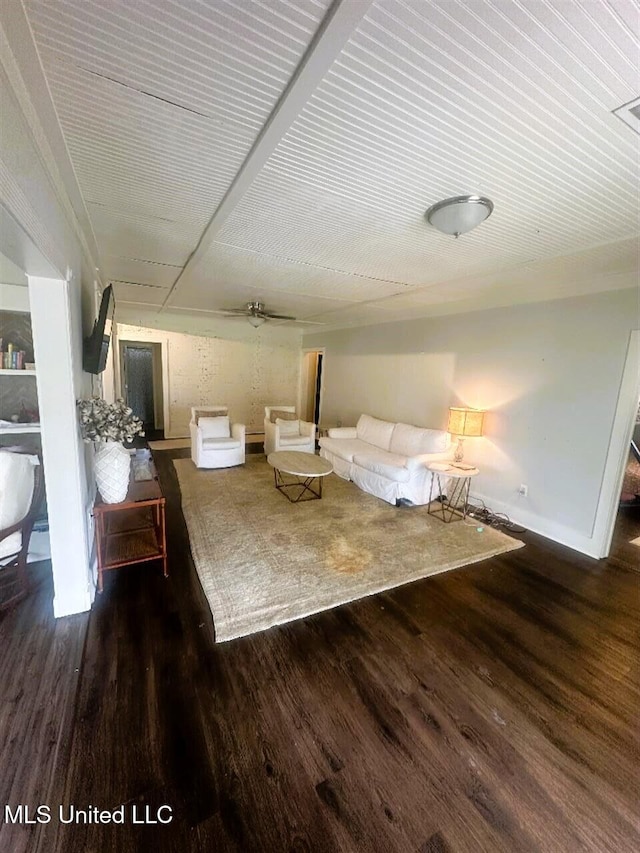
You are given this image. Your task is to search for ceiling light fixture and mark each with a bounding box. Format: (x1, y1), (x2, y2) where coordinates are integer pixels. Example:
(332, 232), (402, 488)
(425, 195), (494, 238)
(247, 315), (266, 328)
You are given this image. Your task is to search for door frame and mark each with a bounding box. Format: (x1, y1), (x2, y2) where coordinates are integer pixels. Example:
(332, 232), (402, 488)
(298, 347), (325, 425)
(119, 340), (164, 431)
(592, 329), (640, 557)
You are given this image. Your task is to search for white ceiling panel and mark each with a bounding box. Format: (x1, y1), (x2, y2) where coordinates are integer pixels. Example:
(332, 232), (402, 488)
(25, 0), (333, 283)
(167, 273), (361, 319)
(111, 280), (170, 307)
(215, 0), (638, 292)
(103, 255), (182, 289)
(88, 204), (198, 268)
(22, 0), (640, 329)
(170, 241), (421, 313)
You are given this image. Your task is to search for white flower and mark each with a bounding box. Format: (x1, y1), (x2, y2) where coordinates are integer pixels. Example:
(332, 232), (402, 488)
(76, 397), (144, 443)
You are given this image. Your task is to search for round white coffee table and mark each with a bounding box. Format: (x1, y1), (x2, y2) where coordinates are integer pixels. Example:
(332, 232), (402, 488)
(267, 451), (333, 502)
(426, 462), (479, 522)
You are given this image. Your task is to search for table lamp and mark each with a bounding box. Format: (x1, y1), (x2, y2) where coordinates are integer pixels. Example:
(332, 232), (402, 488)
(447, 407), (485, 462)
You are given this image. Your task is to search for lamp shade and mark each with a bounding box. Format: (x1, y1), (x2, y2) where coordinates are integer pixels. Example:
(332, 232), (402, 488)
(247, 315), (266, 327)
(425, 195), (493, 237)
(447, 407), (485, 437)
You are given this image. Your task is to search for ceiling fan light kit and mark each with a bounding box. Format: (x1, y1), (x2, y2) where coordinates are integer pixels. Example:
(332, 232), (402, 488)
(425, 195), (494, 238)
(247, 314), (266, 327)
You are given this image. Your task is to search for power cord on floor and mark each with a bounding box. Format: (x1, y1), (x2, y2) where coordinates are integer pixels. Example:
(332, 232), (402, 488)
(462, 497), (527, 533)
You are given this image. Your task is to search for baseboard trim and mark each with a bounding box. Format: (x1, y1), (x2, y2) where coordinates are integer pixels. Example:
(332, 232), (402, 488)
(470, 490), (601, 559)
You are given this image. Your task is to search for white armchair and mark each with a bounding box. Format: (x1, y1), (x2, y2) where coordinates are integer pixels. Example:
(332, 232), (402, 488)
(263, 406), (316, 455)
(190, 406), (246, 469)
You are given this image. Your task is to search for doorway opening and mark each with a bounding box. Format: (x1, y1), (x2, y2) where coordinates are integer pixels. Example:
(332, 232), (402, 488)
(119, 341), (164, 441)
(608, 397), (640, 571)
(594, 329), (640, 560)
(299, 349), (324, 427)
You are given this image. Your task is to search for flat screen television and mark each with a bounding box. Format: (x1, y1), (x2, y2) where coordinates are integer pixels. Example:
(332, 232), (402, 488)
(83, 284), (115, 374)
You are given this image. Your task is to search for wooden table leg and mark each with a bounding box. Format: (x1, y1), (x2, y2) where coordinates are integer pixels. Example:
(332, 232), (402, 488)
(160, 502), (168, 578)
(95, 512), (104, 593)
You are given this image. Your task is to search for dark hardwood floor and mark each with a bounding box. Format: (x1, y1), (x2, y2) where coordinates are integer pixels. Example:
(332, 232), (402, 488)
(2, 449), (639, 853)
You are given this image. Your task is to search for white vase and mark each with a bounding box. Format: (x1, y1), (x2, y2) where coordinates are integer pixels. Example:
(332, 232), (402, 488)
(94, 442), (131, 503)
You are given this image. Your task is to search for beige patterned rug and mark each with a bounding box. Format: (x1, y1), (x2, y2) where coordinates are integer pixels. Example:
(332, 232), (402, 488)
(174, 456), (525, 642)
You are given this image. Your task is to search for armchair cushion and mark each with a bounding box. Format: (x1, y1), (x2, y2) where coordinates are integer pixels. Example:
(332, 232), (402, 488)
(0, 451), (38, 561)
(279, 434), (313, 448)
(199, 416), (230, 439)
(202, 437), (242, 449)
(0, 452), (35, 532)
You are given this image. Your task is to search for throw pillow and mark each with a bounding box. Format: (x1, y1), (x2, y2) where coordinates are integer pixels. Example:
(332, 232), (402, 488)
(276, 418), (301, 436)
(194, 408), (227, 424)
(270, 409), (297, 423)
(199, 416), (230, 439)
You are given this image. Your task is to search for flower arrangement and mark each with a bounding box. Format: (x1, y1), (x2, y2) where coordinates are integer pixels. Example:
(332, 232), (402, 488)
(77, 397), (144, 444)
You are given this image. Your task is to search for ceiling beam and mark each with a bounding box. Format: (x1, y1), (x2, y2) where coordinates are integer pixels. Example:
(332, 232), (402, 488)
(161, 0), (373, 312)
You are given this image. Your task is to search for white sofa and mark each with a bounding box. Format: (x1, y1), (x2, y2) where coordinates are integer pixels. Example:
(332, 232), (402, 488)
(319, 414), (453, 505)
(263, 406), (316, 455)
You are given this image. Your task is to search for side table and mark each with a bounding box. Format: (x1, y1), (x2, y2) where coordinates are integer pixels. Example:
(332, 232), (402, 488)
(427, 463), (479, 523)
(93, 458), (167, 592)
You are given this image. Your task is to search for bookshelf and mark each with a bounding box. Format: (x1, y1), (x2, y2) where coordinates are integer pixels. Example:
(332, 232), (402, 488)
(0, 369), (37, 376)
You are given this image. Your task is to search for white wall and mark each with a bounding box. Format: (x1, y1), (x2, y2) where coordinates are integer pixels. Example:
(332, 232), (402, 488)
(304, 287), (640, 556)
(0, 282), (29, 311)
(117, 322), (301, 436)
(1, 6), (101, 616)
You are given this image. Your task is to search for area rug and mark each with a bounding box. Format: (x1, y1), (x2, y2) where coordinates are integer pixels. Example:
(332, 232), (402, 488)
(173, 456), (524, 642)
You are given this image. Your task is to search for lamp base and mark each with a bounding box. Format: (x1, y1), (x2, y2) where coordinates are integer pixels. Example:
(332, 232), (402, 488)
(454, 438), (465, 463)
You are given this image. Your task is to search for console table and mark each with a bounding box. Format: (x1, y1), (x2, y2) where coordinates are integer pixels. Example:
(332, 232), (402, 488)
(93, 459), (167, 592)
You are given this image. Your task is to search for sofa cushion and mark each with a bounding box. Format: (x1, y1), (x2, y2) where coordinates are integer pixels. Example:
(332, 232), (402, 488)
(356, 414), (395, 451)
(390, 422), (449, 456)
(276, 418), (301, 436)
(319, 437), (371, 463)
(202, 437), (241, 449)
(199, 416), (230, 438)
(353, 451), (411, 483)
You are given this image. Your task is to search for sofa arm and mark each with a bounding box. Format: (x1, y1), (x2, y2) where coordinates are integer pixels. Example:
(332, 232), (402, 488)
(406, 449), (455, 471)
(299, 421), (316, 438)
(327, 427), (357, 439)
(231, 422), (246, 443)
(189, 422), (202, 448)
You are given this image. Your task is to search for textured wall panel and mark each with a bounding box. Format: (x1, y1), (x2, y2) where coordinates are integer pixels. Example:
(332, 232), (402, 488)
(117, 323), (301, 437)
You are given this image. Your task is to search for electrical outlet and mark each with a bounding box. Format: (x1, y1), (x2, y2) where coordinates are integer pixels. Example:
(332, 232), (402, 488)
(518, 484), (528, 497)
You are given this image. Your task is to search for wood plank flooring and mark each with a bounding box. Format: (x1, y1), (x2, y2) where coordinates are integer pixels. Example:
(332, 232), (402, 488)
(2, 449), (639, 852)
(0, 562), (88, 853)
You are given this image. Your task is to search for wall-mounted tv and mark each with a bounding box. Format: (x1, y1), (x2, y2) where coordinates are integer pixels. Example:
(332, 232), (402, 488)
(83, 284), (115, 374)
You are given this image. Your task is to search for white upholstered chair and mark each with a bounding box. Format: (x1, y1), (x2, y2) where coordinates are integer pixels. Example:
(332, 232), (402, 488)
(0, 450), (44, 610)
(263, 406), (316, 455)
(190, 406), (246, 469)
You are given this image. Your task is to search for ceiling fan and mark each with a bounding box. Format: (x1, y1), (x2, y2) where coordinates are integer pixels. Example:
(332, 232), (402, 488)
(210, 301), (325, 327)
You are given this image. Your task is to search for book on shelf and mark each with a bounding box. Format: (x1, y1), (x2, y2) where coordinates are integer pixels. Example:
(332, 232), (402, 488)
(0, 344), (27, 369)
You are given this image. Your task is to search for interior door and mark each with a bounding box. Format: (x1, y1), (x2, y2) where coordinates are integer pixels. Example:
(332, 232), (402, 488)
(313, 353), (323, 424)
(122, 344), (155, 430)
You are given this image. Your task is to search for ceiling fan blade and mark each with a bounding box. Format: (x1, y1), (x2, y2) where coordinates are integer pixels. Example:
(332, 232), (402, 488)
(209, 308), (249, 315)
(261, 312), (297, 320)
